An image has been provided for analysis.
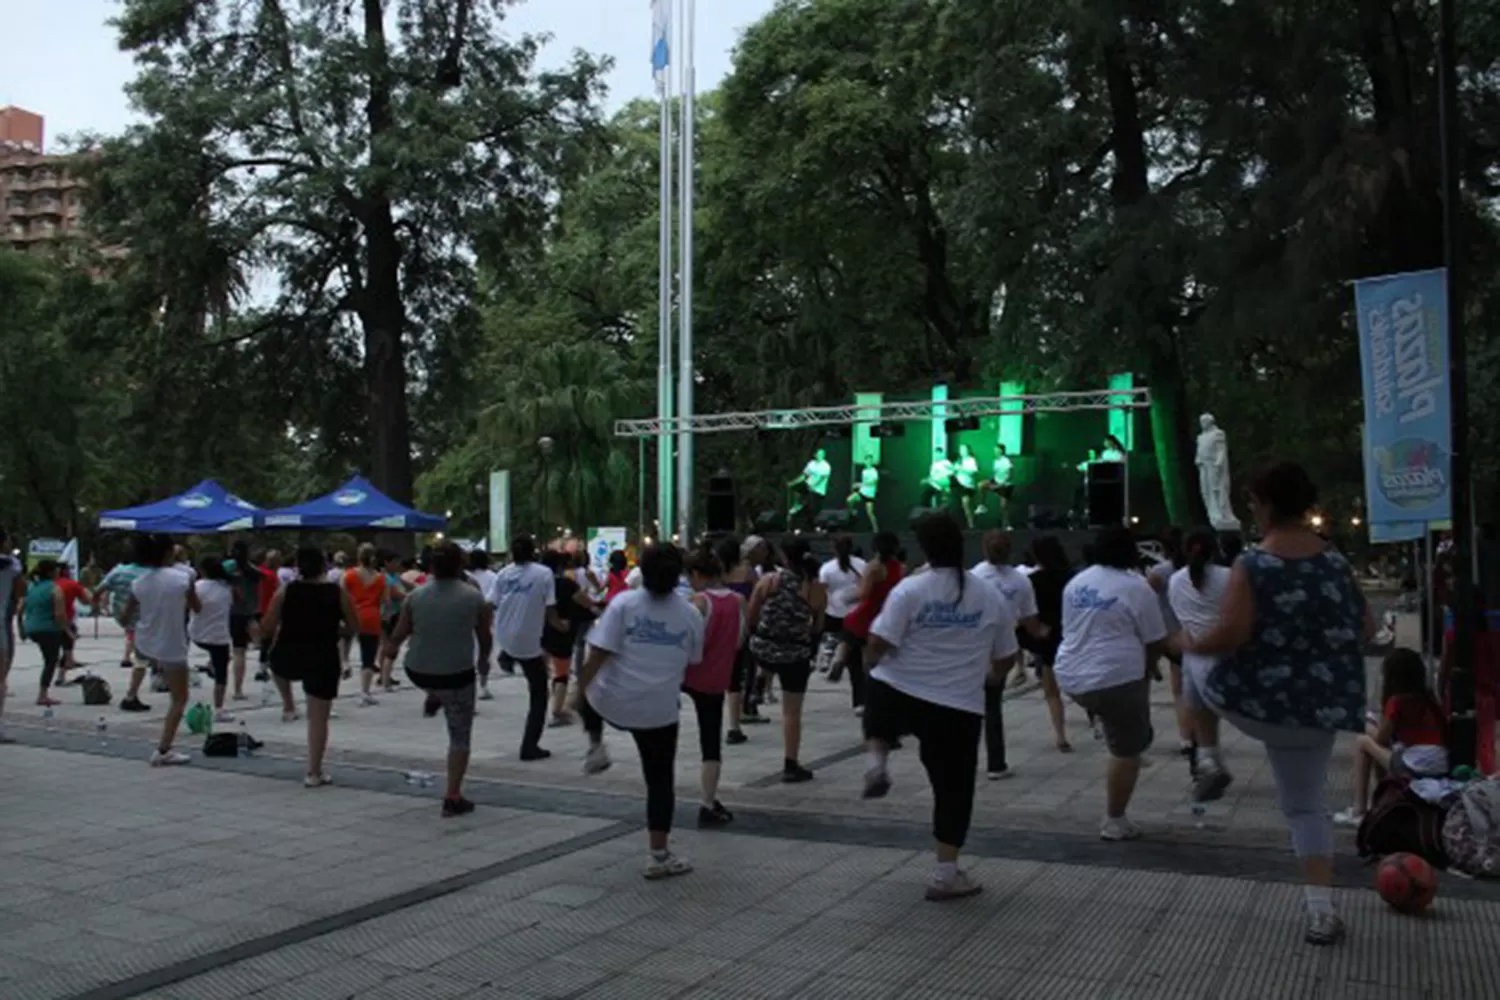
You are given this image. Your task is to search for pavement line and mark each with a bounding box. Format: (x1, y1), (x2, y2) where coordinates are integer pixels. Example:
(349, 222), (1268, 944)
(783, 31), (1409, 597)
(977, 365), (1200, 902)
(59, 819), (635, 1000)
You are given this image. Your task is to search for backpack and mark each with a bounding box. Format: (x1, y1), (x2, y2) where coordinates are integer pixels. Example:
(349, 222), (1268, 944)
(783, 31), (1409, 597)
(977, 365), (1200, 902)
(1356, 777), (1450, 869)
(1442, 777), (1500, 878)
(750, 571), (814, 665)
(79, 674), (112, 706)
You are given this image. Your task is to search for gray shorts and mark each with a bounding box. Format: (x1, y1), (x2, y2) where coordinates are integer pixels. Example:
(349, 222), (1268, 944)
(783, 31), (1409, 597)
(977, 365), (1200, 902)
(1070, 678), (1153, 758)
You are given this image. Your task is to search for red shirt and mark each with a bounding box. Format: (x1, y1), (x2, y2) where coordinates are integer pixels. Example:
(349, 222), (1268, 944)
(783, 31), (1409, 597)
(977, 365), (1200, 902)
(844, 560), (904, 639)
(56, 578), (88, 621)
(257, 566), (278, 616)
(1383, 694), (1444, 747)
(605, 571), (629, 603)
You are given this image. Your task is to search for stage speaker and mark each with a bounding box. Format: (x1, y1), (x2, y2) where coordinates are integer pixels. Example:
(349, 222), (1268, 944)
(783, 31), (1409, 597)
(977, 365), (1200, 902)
(754, 509), (785, 533)
(815, 509), (853, 532)
(706, 469), (736, 534)
(1086, 461), (1126, 527)
(872, 424), (906, 439)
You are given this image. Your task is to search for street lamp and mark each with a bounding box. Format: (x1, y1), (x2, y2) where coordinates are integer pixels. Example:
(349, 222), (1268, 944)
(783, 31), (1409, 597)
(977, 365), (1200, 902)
(537, 436), (555, 536)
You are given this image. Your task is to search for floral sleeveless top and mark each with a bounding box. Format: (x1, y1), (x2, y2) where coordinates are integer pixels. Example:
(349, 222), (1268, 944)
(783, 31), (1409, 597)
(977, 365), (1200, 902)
(1206, 547), (1366, 732)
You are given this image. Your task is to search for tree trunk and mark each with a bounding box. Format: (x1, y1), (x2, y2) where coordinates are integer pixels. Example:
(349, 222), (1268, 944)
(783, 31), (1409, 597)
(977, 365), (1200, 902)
(1145, 364), (1197, 525)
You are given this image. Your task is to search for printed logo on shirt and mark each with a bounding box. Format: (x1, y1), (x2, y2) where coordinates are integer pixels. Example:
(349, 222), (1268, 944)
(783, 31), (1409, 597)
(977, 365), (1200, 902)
(497, 579), (535, 596)
(913, 601), (984, 629)
(1068, 585), (1119, 612)
(625, 615), (690, 647)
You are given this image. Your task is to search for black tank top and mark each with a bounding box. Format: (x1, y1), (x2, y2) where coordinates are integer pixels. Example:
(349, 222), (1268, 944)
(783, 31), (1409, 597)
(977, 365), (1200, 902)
(275, 582), (343, 652)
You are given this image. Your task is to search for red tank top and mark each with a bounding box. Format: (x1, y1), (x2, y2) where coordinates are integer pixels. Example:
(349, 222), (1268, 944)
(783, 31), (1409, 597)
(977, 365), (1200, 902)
(843, 560), (903, 639)
(683, 590), (741, 694)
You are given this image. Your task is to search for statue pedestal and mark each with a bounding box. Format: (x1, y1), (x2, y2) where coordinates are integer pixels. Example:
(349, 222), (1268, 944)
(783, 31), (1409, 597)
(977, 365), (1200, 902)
(1211, 516), (1242, 534)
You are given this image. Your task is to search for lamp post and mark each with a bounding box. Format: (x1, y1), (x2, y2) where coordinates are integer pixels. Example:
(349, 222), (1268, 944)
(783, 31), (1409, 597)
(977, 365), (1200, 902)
(537, 436), (555, 540)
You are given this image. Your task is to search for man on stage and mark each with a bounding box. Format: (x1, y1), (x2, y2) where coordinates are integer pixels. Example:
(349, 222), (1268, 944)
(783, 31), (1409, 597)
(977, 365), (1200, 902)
(846, 453), (880, 531)
(788, 448), (832, 523)
(976, 443), (1015, 528)
(920, 446), (954, 510)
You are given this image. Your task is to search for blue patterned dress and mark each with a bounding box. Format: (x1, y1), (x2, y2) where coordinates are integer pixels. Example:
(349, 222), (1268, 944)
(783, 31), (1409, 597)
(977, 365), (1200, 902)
(1206, 547), (1367, 732)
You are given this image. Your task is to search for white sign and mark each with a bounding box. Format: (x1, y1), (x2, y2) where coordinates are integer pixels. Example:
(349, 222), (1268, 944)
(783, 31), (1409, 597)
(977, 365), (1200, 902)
(587, 527), (627, 578)
(488, 470), (510, 554)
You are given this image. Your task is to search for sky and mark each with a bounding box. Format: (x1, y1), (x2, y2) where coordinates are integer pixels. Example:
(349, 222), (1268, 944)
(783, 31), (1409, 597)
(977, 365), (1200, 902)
(0, 0), (776, 150)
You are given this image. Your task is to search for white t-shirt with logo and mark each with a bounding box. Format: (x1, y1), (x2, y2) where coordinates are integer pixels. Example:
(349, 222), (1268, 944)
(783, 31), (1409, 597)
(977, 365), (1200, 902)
(586, 588), (705, 729)
(803, 458), (831, 496)
(870, 569), (1019, 715)
(992, 455), (1013, 485)
(488, 561), (556, 659)
(970, 561), (1038, 621)
(189, 579), (233, 646)
(955, 455), (979, 489)
(1053, 565), (1166, 696)
(133, 567), (193, 664)
(819, 557), (867, 619)
(858, 466), (879, 499)
(1167, 563), (1231, 678)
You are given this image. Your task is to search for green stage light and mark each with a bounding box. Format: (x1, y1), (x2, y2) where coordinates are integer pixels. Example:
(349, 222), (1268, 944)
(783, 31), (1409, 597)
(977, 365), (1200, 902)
(999, 381), (1024, 454)
(1109, 373), (1134, 451)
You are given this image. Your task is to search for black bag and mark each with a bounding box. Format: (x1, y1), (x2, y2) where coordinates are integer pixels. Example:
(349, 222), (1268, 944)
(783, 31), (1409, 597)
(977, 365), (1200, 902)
(1356, 776), (1450, 869)
(79, 675), (112, 706)
(202, 733), (239, 757)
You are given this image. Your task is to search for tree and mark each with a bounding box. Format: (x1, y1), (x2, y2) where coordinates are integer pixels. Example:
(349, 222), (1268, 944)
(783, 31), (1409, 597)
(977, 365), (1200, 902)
(95, 0), (609, 509)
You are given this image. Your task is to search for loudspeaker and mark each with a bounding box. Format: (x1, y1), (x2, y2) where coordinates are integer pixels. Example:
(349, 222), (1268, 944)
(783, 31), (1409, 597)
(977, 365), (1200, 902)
(754, 509), (785, 533)
(815, 509), (853, 532)
(706, 469), (736, 534)
(1086, 461), (1126, 526)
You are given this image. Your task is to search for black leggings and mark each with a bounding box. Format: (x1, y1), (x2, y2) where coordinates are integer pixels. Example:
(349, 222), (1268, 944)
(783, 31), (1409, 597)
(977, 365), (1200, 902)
(516, 656), (548, 752)
(198, 643), (230, 687)
(684, 687), (725, 762)
(579, 698), (680, 833)
(984, 679), (1007, 772)
(842, 634), (869, 710)
(357, 633), (380, 671)
(863, 679), (982, 848)
(34, 631), (63, 689)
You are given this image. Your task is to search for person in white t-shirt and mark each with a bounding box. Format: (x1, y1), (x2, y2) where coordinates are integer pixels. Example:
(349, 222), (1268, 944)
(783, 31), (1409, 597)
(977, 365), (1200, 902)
(488, 536), (559, 761)
(972, 531), (1052, 773)
(817, 537), (865, 697)
(1146, 528), (1195, 758)
(952, 444), (980, 529)
(574, 544), (705, 880)
(861, 512), (1018, 902)
(190, 559), (236, 724)
(126, 534), (201, 767)
(787, 448), (833, 523)
(1167, 528), (1240, 802)
(1053, 527), (1169, 841)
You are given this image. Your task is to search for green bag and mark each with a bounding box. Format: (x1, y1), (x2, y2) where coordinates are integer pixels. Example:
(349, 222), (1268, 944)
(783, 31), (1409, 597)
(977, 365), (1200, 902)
(185, 702), (213, 736)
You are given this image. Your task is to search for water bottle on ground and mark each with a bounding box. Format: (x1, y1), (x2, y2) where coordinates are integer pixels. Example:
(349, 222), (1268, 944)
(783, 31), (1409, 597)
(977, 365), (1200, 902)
(43, 705), (55, 732)
(1191, 803), (1207, 829)
(404, 770), (434, 789)
(238, 720), (251, 757)
(96, 715), (108, 747)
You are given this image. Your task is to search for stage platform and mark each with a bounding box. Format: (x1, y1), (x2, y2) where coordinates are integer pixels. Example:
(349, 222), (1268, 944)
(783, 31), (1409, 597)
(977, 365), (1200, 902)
(762, 527), (1102, 567)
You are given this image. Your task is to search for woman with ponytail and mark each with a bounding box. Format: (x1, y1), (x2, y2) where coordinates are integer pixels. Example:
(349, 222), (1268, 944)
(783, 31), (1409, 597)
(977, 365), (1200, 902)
(1167, 528), (1236, 801)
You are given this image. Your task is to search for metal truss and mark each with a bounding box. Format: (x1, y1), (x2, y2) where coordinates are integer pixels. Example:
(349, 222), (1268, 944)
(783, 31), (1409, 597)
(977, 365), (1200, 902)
(614, 387), (1152, 438)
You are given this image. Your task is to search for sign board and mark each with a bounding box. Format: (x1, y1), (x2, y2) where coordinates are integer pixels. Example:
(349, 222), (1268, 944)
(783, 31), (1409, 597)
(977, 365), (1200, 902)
(26, 538), (66, 571)
(587, 527), (627, 578)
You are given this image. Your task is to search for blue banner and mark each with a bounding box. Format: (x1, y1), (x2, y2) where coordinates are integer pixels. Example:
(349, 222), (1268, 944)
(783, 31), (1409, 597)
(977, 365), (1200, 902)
(1355, 268), (1452, 528)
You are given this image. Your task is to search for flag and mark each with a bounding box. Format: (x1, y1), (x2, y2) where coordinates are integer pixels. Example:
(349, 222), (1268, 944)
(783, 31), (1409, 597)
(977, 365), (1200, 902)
(651, 0), (671, 90)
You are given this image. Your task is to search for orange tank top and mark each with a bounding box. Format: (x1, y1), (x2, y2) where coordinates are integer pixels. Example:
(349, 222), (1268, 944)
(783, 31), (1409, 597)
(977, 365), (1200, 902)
(343, 568), (386, 634)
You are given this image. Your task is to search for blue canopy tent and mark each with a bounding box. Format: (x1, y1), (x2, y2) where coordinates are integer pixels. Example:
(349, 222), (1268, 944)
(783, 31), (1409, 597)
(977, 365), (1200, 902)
(256, 475), (445, 532)
(98, 479), (259, 533)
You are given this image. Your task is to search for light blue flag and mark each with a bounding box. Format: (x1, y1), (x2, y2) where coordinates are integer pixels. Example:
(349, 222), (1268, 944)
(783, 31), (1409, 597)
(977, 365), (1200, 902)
(651, 0), (671, 89)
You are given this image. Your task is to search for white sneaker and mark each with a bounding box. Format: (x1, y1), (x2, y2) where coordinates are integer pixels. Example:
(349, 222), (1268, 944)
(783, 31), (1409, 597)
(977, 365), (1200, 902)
(1100, 817), (1141, 841)
(214, 710), (235, 724)
(986, 769), (1014, 781)
(150, 749), (191, 767)
(584, 744), (611, 775)
(925, 870), (983, 901)
(1332, 808), (1365, 829)
(359, 694), (379, 707)
(282, 711), (301, 723)
(644, 852), (693, 880)
(853, 706), (865, 718)
(479, 687), (495, 701)
(303, 773), (333, 788)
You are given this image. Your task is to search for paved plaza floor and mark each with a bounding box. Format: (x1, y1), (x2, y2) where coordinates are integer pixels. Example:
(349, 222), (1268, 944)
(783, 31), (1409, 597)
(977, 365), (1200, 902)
(3, 621), (1499, 999)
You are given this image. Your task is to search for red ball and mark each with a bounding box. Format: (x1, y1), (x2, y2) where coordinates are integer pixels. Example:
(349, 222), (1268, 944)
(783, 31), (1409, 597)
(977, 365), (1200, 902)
(1376, 852), (1438, 913)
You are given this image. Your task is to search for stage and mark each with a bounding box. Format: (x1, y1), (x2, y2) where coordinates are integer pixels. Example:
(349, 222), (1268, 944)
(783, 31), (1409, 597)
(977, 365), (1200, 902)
(762, 526), (1104, 568)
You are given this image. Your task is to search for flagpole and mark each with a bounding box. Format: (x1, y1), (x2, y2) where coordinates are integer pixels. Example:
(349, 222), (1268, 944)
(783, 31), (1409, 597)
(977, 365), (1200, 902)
(676, 0), (696, 544)
(654, 0), (675, 543)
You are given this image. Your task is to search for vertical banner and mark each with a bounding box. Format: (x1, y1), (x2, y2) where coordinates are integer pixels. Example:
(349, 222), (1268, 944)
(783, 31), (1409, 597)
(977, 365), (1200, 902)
(487, 470), (510, 555)
(1355, 268), (1452, 530)
(587, 527), (628, 579)
(27, 538), (66, 572)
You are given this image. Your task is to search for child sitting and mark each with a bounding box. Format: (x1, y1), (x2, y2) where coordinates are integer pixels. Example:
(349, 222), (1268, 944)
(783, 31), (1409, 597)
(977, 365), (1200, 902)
(1334, 647), (1447, 827)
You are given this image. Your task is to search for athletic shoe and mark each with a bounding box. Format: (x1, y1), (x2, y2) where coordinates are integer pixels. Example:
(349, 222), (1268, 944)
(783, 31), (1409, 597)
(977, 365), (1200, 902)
(986, 768), (1013, 781)
(1331, 808), (1364, 829)
(547, 713), (573, 728)
(741, 713), (771, 725)
(725, 729), (748, 746)
(854, 706), (865, 718)
(518, 747), (552, 762)
(644, 853), (693, 880)
(925, 870), (983, 902)
(253, 670), (269, 682)
(120, 697), (151, 713)
(1100, 817), (1142, 842)
(150, 749), (191, 767)
(35, 695), (60, 708)
(214, 710), (235, 724)
(478, 687), (495, 701)
(1193, 768), (1234, 803)
(359, 694), (379, 707)
(583, 744), (611, 774)
(698, 801), (734, 828)
(231, 692), (249, 702)
(862, 767), (892, 799)
(782, 763), (814, 783)
(281, 711), (300, 723)
(442, 796), (476, 818)
(303, 773), (333, 788)
(1304, 911), (1345, 946)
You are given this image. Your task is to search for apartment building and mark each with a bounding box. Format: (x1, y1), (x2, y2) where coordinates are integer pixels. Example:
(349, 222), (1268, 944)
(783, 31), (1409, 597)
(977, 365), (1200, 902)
(1, 106), (89, 250)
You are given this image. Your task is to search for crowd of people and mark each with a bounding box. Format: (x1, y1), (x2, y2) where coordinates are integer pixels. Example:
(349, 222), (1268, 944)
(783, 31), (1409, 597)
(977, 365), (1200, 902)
(0, 458), (1403, 944)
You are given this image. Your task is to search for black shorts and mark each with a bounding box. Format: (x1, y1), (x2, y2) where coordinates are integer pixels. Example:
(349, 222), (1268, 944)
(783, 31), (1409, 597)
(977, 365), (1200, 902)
(953, 481), (975, 497)
(729, 646), (752, 694)
(229, 614), (256, 650)
(990, 483), (1014, 500)
(271, 646), (341, 701)
(822, 615), (845, 636)
(758, 657), (812, 694)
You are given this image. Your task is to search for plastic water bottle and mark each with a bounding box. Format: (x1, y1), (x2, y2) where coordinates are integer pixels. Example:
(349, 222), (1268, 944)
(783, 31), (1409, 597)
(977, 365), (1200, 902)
(405, 770), (434, 789)
(96, 715), (108, 746)
(238, 720), (251, 757)
(1191, 803), (1207, 829)
(43, 705), (55, 732)
(260, 681), (272, 707)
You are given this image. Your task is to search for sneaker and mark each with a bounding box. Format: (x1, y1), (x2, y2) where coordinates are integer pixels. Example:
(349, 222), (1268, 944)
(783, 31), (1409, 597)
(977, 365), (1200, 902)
(303, 773), (333, 788)
(698, 801), (734, 828)
(281, 711), (301, 723)
(1304, 910), (1346, 946)
(231, 692), (249, 702)
(782, 763), (814, 784)
(1332, 808), (1364, 829)
(986, 768), (1013, 781)
(478, 687), (495, 701)
(925, 870), (983, 902)
(35, 695), (61, 707)
(547, 713), (573, 728)
(1178, 740), (1196, 757)
(1100, 817), (1142, 842)
(442, 796), (476, 818)
(583, 744), (611, 774)
(644, 853), (693, 880)
(741, 713), (771, 725)
(120, 697), (151, 713)
(150, 749), (191, 767)
(359, 694), (379, 708)
(725, 729), (748, 746)
(518, 747), (552, 762)
(1193, 768), (1234, 803)
(253, 670), (269, 682)
(214, 710), (235, 724)
(862, 767), (892, 799)
(853, 706), (865, 718)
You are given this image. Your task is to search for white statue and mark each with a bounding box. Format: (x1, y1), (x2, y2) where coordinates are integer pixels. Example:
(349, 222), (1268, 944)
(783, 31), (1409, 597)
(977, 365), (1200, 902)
(1196, 413), (1239, 530)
